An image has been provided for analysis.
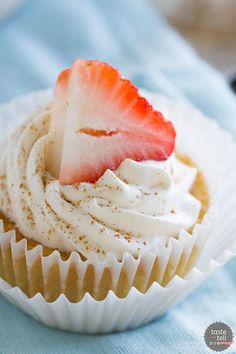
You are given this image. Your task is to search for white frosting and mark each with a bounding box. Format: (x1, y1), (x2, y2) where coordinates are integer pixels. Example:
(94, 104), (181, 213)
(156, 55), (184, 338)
(0, 106), (201, 259)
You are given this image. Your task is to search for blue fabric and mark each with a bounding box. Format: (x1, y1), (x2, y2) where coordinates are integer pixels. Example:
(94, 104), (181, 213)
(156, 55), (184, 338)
(0, 0), (236, 353)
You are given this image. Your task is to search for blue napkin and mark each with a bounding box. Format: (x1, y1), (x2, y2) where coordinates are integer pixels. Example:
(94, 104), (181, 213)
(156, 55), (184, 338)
(0, 1), (236, 353)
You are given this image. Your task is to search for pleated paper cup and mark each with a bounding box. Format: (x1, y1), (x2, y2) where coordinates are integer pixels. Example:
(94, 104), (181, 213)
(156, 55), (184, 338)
(0, 89), (235, 333)
(0, 208), (213, 303)
(0, 241), (235, 334)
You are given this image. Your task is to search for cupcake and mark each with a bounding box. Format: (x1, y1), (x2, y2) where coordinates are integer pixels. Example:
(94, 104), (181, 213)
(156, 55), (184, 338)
(0, 60), (211, 312)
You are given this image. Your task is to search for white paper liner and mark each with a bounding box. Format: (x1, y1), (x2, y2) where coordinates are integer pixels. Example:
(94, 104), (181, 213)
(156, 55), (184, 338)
(0, 89), (235, 333)
(0, 242), (235, 334)
(0, 208), (213, 301)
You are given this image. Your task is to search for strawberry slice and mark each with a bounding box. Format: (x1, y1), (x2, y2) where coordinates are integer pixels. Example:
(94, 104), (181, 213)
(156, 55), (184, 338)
(50, 59), (176, 184)
(47, 68), (70, 177)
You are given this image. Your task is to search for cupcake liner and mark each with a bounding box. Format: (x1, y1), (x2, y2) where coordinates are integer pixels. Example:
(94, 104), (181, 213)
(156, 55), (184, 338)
(0, 89), (235, 333)
(0, 208), (213, 302)
(0, 242), (235, 333)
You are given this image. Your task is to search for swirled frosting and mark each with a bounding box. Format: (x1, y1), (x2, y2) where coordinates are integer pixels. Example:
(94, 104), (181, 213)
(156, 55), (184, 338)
(0, 106), (201, 259)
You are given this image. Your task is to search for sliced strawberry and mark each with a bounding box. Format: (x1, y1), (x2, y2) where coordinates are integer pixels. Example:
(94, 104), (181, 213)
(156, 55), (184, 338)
(50, 59), (176, 184)
(47, 68), (70, 177)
